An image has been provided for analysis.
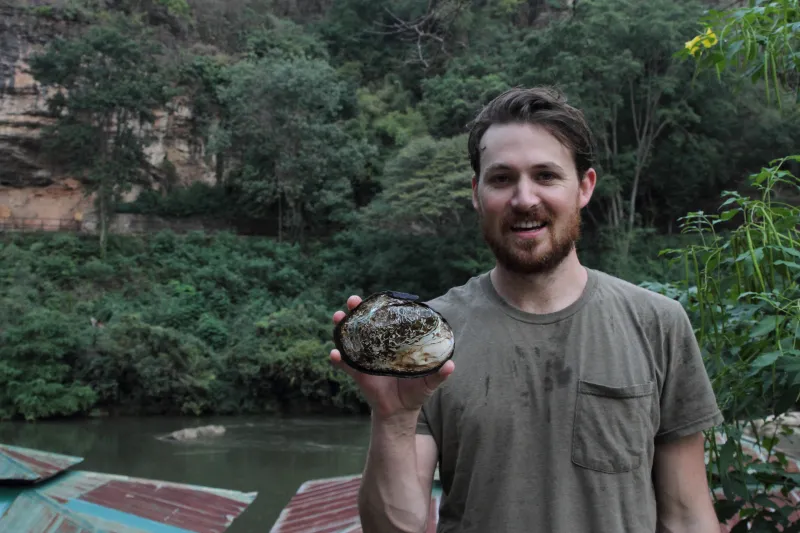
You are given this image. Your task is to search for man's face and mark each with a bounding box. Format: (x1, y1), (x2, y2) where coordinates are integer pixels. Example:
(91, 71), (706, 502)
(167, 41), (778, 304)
(472, 122), (596, 275)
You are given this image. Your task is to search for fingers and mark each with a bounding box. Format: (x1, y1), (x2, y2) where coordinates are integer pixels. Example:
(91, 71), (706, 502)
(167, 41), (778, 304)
(332, 295), (362, 326)
(332, 310), (346, 325)
(329, 348), (358, 380)
(330, 296), (363, 379)
(347, 295), (362, 311)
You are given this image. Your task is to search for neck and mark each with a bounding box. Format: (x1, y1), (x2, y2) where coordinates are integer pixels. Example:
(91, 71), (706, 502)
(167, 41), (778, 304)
(490, 251), (588, 315)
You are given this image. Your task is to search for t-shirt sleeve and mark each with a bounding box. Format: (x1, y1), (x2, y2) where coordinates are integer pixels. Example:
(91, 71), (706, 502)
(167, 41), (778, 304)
(656, 300), (724, 443)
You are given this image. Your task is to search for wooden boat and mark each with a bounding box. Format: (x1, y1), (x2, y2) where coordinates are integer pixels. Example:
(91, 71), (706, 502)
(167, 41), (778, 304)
(270, 473), (442, 533)
(0, 443), (257, 532)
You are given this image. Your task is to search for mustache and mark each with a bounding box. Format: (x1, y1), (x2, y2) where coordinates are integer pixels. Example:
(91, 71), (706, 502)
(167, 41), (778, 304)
(503, 207), (551, 226)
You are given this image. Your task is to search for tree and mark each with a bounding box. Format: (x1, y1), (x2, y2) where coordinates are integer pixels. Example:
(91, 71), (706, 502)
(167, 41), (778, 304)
(362, 134), (473, 235)
(28, 16), (171, 255)
(518, 0), (704, 237)
(217, 51), (374, 242)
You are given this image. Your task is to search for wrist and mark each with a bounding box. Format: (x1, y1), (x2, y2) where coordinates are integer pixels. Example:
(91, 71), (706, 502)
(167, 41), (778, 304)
(371, 408), (420, 436)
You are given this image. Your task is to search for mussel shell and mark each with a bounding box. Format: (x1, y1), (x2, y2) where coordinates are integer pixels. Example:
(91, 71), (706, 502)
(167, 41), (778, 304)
(333, 291), (455, 378)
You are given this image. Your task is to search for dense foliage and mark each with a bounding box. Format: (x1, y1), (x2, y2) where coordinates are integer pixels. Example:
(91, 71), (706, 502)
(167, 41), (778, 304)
(641, 1), (800, 529)
(0, 225), (687, 421)
(0, 231), (363, 419)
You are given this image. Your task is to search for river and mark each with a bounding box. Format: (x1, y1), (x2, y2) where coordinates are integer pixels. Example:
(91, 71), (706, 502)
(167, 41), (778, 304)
(0, 414), (372, 532)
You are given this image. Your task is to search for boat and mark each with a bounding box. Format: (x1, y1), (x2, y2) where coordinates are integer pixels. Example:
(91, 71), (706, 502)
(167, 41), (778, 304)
(0, 443), (257, 532)
(269, 472), (442, 533)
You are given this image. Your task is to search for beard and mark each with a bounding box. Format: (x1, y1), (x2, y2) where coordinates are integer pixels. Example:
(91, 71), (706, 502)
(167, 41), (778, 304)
(480, 204), (582, 275)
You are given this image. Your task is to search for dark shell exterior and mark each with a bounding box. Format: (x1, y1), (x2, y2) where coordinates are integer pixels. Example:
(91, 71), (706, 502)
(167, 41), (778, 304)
(333, 291), (455, 377)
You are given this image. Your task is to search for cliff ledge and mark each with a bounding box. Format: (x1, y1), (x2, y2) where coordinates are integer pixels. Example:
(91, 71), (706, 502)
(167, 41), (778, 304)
(0, 3), (216, 223)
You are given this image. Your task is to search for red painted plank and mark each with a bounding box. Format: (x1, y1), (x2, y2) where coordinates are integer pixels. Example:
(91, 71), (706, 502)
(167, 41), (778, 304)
(42, 474), (108, 502)
(279, 507), (360, 533)
(0, 445), (82, 482)
(285, 484), (360, 513)
(290, 479), (361, 506)
(270, 474), (442, 533)
(86, 479), (247, 513)
(79, 480), (249, 533)
(283, 496), (361, 522)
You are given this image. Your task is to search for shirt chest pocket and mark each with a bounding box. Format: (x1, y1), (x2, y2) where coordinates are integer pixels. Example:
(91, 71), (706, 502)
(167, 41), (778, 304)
(571, 379), (656, 474)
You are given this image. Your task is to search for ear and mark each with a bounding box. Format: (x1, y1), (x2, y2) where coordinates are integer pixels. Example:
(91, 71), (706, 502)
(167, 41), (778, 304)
(471, 175), (480, 212)
(578, 168), (597, 209)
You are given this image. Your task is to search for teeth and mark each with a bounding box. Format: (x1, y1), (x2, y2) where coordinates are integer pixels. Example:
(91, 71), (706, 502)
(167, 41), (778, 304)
(514, 221), (544, 229)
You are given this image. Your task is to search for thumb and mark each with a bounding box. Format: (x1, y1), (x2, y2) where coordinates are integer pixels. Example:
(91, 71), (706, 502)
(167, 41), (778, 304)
(421, 360), (455, 393)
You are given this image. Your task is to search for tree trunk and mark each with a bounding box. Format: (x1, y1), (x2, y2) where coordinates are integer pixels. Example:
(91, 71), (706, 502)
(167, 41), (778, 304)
(628, 164), (643, 233)
(99, 189), (108, 258)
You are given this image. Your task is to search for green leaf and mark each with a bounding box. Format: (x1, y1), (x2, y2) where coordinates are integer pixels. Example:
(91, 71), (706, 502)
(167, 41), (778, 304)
(714, 499), (744, 522)
(751, 351), (781, 368)
(775, 260), (800, 271)
(751, 316), (783, 339)
(753, 493), (781, 511)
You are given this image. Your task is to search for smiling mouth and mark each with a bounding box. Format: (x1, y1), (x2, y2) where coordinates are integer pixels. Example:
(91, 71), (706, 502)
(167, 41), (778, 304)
(510, 221), (548, 232)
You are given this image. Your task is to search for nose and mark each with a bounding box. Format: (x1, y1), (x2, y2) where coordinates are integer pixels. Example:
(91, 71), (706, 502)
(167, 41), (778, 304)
(510, 175), (542, 211)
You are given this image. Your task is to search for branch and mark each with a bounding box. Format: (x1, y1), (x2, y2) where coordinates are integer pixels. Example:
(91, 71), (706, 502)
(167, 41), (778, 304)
(416, 39), (429, 68)
(629, 79), (640, 140)
(365, 0), (468, 67)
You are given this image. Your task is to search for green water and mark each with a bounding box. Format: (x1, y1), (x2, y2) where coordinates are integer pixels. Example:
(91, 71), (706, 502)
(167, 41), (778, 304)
(0, 415), (372, 532)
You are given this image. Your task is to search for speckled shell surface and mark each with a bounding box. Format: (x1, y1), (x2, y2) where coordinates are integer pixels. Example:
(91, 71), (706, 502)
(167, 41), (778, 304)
(333, 291), (455, 377)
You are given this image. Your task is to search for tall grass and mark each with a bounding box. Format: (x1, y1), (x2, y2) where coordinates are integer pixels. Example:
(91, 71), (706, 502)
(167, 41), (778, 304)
(645, 157), (800, 528)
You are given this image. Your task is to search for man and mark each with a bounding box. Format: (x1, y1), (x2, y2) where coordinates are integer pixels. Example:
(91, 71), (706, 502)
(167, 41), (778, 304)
(330, 86), (723, 533)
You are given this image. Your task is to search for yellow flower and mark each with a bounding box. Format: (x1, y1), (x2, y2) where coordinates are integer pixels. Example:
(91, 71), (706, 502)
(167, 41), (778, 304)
(685, 27), (717, 56)
(702, 27), (718, 48)
(685, 35), (702, 56)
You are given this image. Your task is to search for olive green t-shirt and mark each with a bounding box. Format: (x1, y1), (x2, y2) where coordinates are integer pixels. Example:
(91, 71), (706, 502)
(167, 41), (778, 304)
(417, 268), (723, 533)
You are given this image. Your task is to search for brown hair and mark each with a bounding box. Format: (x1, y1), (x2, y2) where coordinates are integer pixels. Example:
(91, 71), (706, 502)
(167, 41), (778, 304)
(467, 86), (596, 179)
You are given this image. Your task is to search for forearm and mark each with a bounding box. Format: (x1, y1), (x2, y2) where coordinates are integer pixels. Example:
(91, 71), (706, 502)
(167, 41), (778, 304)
(654, 433), (719, 533)
(656, 507), (719, 533)
(358, 412), (431, 533)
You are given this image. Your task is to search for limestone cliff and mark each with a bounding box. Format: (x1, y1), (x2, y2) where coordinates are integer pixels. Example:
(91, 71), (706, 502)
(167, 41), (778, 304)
(0, 3), (217, 225)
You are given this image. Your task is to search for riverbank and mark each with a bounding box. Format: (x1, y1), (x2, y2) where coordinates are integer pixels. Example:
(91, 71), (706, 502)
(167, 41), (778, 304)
(0, 230), (370, 421)
(0, 229), (685, 422)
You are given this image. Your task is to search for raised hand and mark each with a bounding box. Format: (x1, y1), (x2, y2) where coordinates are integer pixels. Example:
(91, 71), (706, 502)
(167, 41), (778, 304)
(329, 295), (455, 420)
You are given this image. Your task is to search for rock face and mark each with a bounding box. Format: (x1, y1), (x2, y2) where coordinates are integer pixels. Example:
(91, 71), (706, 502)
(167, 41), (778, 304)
(0, 3), (218, 224)
(0, 3), (62, 189)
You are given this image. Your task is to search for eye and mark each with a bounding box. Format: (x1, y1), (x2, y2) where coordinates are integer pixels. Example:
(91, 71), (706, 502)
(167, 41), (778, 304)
(488, 174), (511, 185)
(538, 172), (556, 181)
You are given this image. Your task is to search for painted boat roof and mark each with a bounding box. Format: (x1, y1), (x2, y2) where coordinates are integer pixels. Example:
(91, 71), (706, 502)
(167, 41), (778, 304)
(0, 444), (257, 533)
(269, 474), (441, 533)
(0, 444), (83, 483)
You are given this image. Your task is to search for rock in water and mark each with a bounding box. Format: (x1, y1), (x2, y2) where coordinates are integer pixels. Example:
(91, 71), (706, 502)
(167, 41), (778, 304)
(334, 291), (455, 378)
